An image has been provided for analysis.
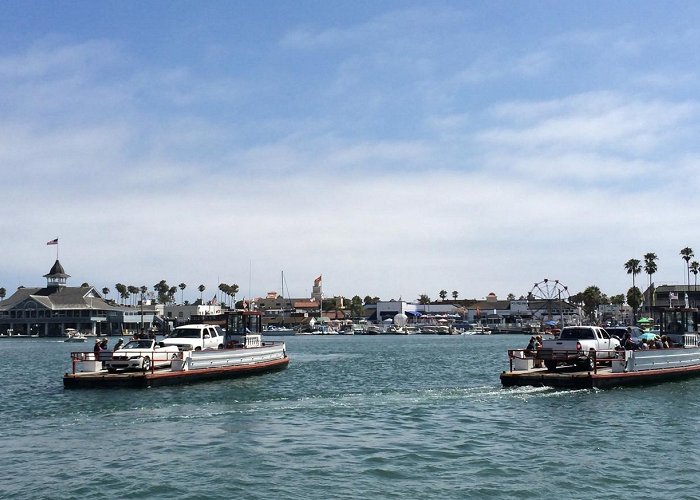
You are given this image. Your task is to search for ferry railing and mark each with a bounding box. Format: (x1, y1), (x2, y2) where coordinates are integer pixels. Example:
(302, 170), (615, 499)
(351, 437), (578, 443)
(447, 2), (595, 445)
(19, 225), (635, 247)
(507, 348), (623, 373)
(70, 350), (184, 375)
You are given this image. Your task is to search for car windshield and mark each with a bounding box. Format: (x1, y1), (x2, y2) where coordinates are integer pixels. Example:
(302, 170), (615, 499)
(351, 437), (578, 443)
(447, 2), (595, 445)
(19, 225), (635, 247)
(122, 340), (153, 349)
(167, 328), (201, 339)
(559, 328), (595, 340)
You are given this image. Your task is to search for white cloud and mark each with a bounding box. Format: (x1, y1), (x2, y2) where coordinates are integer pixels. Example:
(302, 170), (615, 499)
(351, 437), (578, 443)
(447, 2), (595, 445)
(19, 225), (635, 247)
(479, 92), (699, 155)
(4, 10), (700, 303)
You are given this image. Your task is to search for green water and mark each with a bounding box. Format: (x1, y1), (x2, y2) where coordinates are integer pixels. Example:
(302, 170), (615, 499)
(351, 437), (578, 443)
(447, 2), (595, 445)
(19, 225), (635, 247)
(1, 335), (698, 499)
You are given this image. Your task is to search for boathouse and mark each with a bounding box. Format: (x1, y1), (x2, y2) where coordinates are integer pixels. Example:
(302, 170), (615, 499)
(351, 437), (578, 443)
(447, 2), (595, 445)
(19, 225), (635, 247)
(0, 260), (125, 336)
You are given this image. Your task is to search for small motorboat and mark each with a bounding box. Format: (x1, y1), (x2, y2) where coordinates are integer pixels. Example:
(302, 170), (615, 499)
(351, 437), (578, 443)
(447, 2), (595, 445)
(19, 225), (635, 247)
(64, 329), (87, 343)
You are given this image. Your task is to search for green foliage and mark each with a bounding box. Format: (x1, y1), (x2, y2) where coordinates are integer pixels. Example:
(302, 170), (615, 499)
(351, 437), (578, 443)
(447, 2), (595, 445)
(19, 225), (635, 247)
(153, 280), (174, 304)
(610, 294), (626, 306)
(350, 295), (364, 317)
(218, 283), (239, 307)
(363, 296), (378, 305)
(626, 286), (643, 312)
(581, 286), (603, 319)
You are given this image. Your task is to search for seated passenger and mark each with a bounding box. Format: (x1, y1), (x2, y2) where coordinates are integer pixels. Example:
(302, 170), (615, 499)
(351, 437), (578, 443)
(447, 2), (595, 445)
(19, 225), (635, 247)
(525, 336), (536, 355)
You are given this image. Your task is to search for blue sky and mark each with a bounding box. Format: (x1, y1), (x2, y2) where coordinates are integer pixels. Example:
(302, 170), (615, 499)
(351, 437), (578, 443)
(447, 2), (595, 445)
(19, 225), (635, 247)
(2, 1), (700, 303)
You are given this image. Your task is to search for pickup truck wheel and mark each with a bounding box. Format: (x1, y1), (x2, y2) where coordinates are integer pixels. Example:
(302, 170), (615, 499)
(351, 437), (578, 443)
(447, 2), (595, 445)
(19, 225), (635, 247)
(218, 344), (223, 349)
(585, 356), (595, 371)
(544, 360), (557, 371)
(142, 356), (151, 371)
(195, 346), (201, 351)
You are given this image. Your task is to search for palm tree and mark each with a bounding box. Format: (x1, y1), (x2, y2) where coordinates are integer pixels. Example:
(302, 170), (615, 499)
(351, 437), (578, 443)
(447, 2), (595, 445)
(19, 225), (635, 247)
(198, 284), (205, 303)
(624, 258), (642, 322)
(179, 283), (186, 304)
(624, 258), (642, 289)
(230, 283), (239, 309)
(102, 287), (110, 300)
(439, 290), (447, 301)
(218, 283), (228, 305)
(115, 283), (127, 304)
(691, 261), (700, 305)
(643, 252), (658, 316)
(0, 287), (6, 302)
(681, 247), (694, 287)
(128, 286), (139, 306)
(452, 290), (458, 300)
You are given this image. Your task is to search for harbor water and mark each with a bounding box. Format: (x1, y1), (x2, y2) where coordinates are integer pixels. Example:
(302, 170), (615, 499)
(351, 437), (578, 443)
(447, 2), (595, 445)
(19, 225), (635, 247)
(2, 334), (700, 499)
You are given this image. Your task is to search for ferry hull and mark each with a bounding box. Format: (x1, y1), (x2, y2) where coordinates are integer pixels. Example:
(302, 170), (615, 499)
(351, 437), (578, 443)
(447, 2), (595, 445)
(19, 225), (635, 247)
(500, 362), (700, 389)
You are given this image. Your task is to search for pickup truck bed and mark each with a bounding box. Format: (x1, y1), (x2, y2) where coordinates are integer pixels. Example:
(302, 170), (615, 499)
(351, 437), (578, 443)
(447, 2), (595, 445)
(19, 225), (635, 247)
(537, 326), (620, 371)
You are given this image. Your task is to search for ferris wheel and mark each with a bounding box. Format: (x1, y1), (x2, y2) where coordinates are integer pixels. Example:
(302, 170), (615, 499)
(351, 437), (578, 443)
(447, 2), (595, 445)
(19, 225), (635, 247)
(529, 278), (570, 302)
(528, 279), (571, 323)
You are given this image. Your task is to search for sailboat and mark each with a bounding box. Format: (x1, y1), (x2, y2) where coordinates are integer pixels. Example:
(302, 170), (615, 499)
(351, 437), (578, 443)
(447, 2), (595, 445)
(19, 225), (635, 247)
(262, 271), (297, 336)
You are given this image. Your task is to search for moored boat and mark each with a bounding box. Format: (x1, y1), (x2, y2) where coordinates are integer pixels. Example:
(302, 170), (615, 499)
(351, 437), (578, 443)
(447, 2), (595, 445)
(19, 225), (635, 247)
(63, 329), (87, 342)
(263, 325), (297, 336)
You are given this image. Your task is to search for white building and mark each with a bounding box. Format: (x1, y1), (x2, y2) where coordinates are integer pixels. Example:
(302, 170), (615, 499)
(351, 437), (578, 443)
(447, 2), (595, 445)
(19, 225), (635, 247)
(164, 304), (223, 324)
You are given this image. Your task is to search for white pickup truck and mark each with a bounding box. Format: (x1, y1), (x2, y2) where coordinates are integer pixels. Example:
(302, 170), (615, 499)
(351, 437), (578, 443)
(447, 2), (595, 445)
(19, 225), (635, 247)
(537, 326), (620, 371)
(161, 324), (225, 351)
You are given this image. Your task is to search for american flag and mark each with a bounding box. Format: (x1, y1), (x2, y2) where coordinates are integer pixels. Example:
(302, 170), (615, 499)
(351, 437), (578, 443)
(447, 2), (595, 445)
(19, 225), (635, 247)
(46, 238), (58, 245)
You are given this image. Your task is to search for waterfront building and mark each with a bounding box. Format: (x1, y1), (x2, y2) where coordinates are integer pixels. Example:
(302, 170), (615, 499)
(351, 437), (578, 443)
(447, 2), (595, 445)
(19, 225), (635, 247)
(0, 260), (124, 336)
(164, 303), (223, 325)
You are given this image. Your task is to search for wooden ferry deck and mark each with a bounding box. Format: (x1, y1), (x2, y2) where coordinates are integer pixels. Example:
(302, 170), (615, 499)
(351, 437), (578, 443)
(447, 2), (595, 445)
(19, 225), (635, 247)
(63, 356), (290, 389)
(500, 362), (700, 389)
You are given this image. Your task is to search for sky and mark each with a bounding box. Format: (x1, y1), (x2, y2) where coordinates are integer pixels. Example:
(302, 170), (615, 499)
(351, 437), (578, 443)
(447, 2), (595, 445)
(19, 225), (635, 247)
(2, 0), (700, 304)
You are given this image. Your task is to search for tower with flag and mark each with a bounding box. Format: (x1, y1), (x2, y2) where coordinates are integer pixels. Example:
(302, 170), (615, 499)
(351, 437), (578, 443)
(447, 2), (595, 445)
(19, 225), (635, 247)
(311, 275), (322, 303)
(47, 238), (59, 259)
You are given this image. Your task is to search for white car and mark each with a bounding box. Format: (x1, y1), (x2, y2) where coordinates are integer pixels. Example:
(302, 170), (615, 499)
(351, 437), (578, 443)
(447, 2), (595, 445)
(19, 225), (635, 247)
(162, 324), (225, 351)
(104, 339), (180, 372)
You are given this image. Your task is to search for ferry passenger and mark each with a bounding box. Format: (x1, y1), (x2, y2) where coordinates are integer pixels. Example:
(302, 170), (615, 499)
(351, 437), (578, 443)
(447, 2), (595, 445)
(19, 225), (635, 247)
(525, 336), (536, 351)
(640, 339), (649, 350)
(622, 328), (632, 346)
(654, 337), (664, 349)
(93, 338), (103, 355)
(113, 338), (124, 351)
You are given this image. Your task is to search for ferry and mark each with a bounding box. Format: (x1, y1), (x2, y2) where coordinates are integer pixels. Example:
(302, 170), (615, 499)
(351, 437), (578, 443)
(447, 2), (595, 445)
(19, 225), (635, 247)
(63, 310), (289, 389)
(501, 307), (700, 389)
